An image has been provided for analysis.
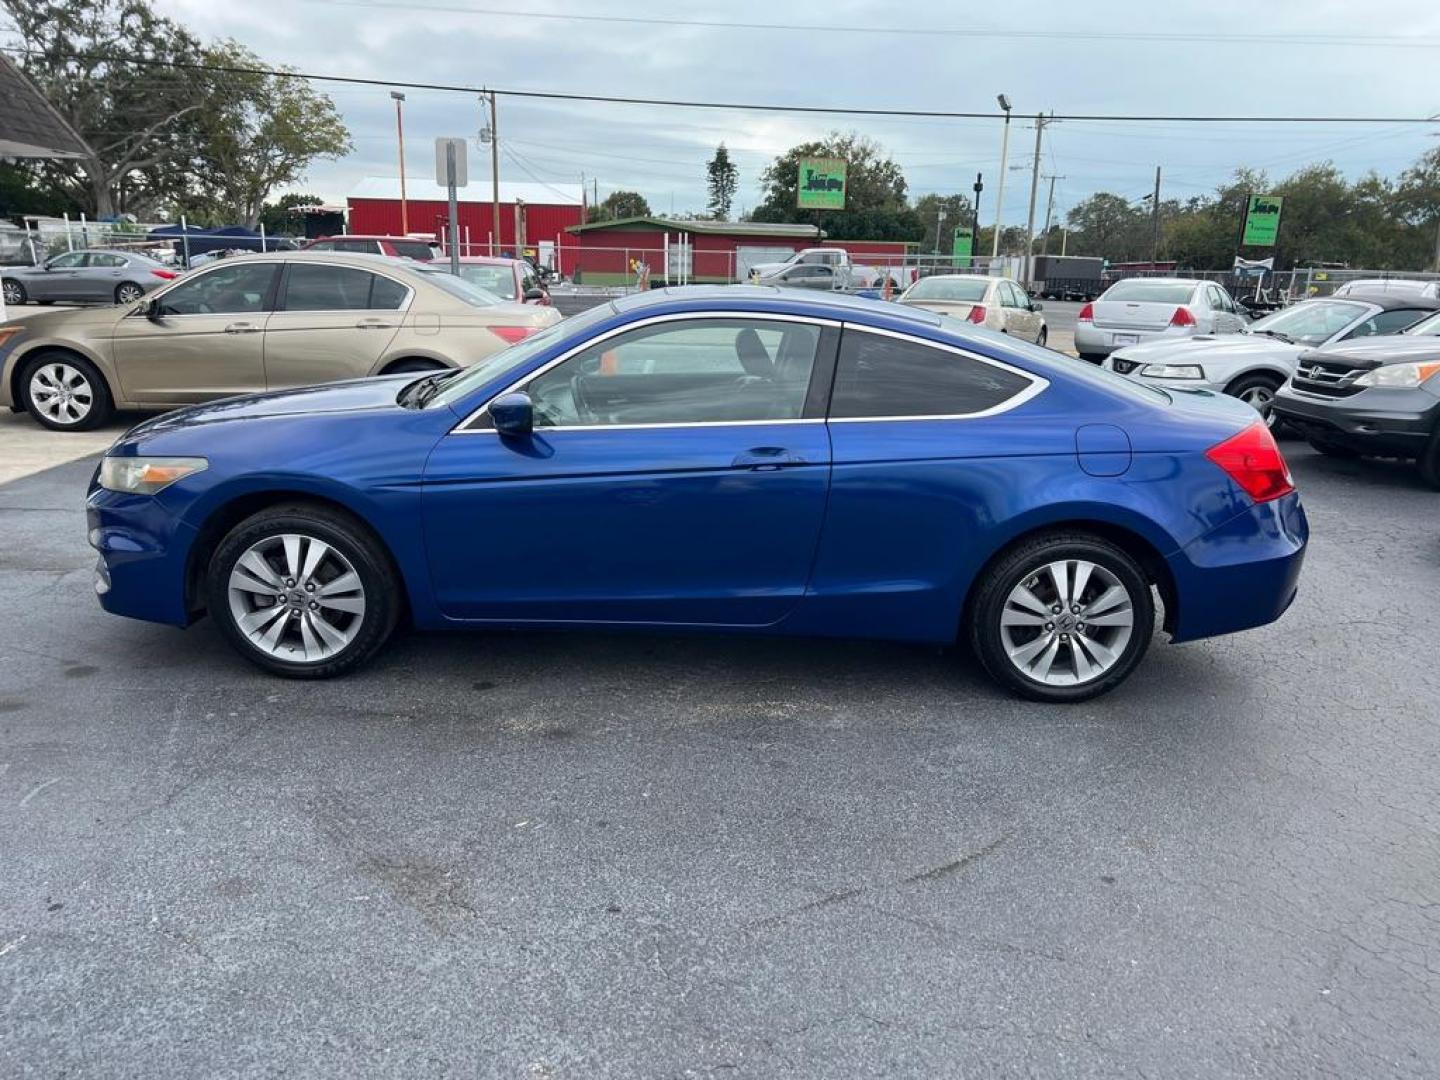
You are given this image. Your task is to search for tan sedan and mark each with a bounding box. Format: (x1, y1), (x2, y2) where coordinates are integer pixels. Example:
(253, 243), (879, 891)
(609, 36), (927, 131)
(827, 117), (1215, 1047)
(0, 251), (562, 431)
(897, 274), (1048, 346)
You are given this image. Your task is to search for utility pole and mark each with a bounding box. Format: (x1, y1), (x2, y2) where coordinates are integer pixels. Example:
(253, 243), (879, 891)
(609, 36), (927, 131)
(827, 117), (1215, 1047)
(488, 91), (501, 255)
(1150, 165), (1162, 267)
(1040, 174), (1065, 256)
(1022, 113), (1049, 287)
(390, 91), (408, 234)
(991, 94), (1013, 261)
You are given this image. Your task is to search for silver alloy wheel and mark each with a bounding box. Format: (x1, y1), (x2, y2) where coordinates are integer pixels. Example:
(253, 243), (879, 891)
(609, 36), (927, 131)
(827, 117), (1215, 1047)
(2, 280), (21, 305)
(116, 282), (144, 303)
(1000, 559), (1135, 687)
(226, 533), (366, 663)
(29, 362), (94, 426)
(1237, 384), (1275, 423)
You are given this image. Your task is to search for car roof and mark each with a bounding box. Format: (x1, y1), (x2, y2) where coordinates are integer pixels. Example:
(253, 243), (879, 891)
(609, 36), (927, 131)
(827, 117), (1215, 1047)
(312, 234), (435, 242)
(186, 250), (429, 272)
(1324, 291), (1440, 311)
(612, 284), (944, 327)
(912, 274), (1005, 282)
(454, 256), (522, 266)
(1105, 277), (1200, 286)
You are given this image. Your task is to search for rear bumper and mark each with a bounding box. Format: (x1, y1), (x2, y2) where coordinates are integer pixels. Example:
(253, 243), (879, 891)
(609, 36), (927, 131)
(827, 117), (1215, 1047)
(1165, 491), (1308, 643)
(1272, 384), (1439, 456)
(1075, 324), (1189, 358)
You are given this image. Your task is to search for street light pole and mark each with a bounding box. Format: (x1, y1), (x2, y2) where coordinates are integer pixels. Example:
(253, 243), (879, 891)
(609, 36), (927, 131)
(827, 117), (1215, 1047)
(390, 91), (408, 234)
(971, 173), (983, 270)
(991, 94), (1013, 262)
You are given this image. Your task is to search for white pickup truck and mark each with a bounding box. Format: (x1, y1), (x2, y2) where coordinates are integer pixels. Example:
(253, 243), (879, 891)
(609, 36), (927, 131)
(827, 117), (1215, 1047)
(747, 248), (907, 291)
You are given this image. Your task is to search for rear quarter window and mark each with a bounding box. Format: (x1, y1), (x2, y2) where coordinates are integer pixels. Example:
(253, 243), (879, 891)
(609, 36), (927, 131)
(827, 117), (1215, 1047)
(830, 329), (1036, 418)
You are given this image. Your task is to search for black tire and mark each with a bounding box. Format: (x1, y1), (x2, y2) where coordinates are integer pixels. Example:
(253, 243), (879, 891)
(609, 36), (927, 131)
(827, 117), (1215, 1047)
(1, 278), (24, 306)
(1226, 373), (1283, 430)
(384, 358), (447, 374)
(206, 503), (401, 679)
(967, 532), (1155, 703)
(1036, 326), (1049, 348)
(18, 352), (114, 432)
(1078, 353), (1107, 365)
(115, 281), (145, 305)
(1307, 438), (1360, 461)
(1417, 428), (1440, 491)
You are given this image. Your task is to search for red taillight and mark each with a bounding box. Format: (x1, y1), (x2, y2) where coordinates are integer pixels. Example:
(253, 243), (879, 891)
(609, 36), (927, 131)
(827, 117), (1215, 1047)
(1170, 306), (1197, 327)
(150, 269), (178, 280)
(1205, 421), (1294, 503)
(966, 305), (987, 324)
(490, 326), (537, 345)
(1077, 303), (1094, 323)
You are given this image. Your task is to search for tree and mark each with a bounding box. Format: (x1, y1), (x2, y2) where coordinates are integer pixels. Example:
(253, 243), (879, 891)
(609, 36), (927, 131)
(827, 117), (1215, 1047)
(3, 0), (208, 218)
(178, 42), (351, 228)
(0, 163), (79, 218)
(1064, 192), (1150, 263)
(706, 143), (738, 220)
(750, 131), (923, 242)
(259, 192), (323, 236)
(913, 193), (973, 253)
(586, 190), (652, 222)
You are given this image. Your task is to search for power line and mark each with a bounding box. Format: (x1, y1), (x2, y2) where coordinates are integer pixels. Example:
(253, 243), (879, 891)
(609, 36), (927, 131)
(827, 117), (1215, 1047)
(288, 0), (1440, 49)
(8, 48), (1440, 125)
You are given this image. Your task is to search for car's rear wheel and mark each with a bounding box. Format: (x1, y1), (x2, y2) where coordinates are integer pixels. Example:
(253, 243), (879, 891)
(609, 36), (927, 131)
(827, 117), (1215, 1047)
(1227, 373), (1282, 429)
(1307, 438), (1360, 460)
(968, 532), (1154, 703)
(18, 353), (113, 431)
(1417, 428), (1440, 491)
(207, 504), (400, 678)
(115, 281), (144, 304)
(1, 279), (24, 305)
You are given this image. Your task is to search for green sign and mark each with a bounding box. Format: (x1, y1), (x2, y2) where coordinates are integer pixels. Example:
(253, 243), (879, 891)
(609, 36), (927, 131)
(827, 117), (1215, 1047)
(952, 226), (974, 266)
(1242, 194), (1284, 247)
(797, 157), (847, 210)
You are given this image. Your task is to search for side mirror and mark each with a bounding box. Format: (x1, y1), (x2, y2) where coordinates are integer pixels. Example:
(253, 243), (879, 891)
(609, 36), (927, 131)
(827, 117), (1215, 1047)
(142, 299), (164, 321)
(490, 391), (534, 437)
(1031, 301), (1045, 311)
(523, 287), (546, 301)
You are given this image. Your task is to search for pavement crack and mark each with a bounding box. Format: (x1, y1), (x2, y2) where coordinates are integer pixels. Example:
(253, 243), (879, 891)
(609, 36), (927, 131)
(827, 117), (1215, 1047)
(900, 834), (1009, 886)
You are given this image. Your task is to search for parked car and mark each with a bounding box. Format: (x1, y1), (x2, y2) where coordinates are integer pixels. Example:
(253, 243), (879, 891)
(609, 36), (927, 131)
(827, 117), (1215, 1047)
(85, 287), (1307, 703)
(1075, 278), (1249, 362)
(752, 263), (845, 290)
(1, 249), (180, 307)
(1331, 279), (1440, 300)
(897, 275), (1048, 345)
(450, 256), (551, 305)
(747, 247), (903, 290)
(1103, 293), (1440, 425)
(0, 252), (561, 431)
(1272, 310), (1440, 488)
(301, 235), (442, 261)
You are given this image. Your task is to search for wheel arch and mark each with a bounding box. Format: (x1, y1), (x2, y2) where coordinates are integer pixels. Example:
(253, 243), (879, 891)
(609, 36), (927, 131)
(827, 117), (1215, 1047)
(371, 352), (458, 376)
(8, 343), (115, 412)
(1222, 365), (1288, 394)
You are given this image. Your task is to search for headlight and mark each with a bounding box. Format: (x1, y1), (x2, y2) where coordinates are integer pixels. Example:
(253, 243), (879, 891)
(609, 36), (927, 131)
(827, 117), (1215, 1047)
(1140, 363), (1206, 380)
(99, 456), (208, 494)
(1353, 360), (1440, 388)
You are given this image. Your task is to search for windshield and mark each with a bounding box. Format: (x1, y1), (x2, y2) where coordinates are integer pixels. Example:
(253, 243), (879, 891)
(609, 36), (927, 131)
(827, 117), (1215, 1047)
(905, 277), (989, 302)
(1404, 311), (1440, 336)
(455, 264), (518, 300)
(1249, 300), (1366, 345)
(426, 302), (619, 410)
(1101, 280), (1197, 304)
(409, 266), (504, 307)
(392, 240), (440, 261)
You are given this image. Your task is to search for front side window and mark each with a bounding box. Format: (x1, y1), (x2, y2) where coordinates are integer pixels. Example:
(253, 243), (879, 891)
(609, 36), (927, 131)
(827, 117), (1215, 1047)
(1000, 282), (1025, 308)
(155, 263), (277, 315)
(48, 252), (86, 269)
(830, 329), (1034, 419)
(1343, 308), (1429, 338)
(523, 318), (822, 428)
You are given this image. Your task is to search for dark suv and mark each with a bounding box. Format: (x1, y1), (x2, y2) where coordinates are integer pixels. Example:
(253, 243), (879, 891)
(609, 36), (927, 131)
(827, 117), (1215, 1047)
(1273, 310), (1440, 488)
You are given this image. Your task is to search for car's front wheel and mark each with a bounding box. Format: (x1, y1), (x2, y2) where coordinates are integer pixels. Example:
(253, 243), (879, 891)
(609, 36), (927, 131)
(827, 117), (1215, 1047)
(1227, 373), (1282, 429)
(968, 532), (1154, 702)
(1036, 326), (1048, 347)
(2, 278), (25, 305)
(1417, 428), (1440, 491)
(207, 504), (401, 678)
(19, 353), (114, 431)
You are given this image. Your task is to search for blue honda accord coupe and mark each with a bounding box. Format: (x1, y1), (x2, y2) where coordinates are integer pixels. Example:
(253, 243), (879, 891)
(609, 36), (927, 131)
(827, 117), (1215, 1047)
(85, 287), (1307, 702)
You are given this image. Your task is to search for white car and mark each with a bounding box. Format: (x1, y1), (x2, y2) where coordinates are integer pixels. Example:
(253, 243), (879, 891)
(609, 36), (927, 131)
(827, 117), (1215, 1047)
(896, 275), (1048, 346)
(1074, 277), (1248, 361)
(1331, 279), (1440, 300)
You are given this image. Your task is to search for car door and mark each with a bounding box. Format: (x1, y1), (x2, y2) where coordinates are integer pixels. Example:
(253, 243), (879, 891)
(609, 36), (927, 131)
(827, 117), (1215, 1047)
(28, 251), (87, 300)
(110, 261), (279, 404)
(81, 252), (127, 302)
(262, 262), (408, 390)
(421, 314), (836, 625)
(998, 281), (1030, 336)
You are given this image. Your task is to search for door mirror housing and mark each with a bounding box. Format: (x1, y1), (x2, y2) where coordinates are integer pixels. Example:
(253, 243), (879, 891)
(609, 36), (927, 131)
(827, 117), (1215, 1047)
(141, 298), (165, 321)
(523, 287), (546, 301)
(1031, 301), (1044, 311)
(490, 391), (534, 436)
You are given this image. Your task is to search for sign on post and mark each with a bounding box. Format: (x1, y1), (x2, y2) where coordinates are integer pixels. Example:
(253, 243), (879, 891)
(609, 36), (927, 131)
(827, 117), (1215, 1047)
(952, 226), (974, 267)
(796, 157), (847, 211)
(1241, 194), (1283, 247)
(435, 138), (468, 187)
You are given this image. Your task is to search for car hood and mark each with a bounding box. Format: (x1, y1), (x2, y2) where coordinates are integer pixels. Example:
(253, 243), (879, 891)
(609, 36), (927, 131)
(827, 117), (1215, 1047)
(6, 304), (129, 335)
(125, 374), (416, 439)
(1113, 332), (1301, 365)
(1308, 336), (1440, 364)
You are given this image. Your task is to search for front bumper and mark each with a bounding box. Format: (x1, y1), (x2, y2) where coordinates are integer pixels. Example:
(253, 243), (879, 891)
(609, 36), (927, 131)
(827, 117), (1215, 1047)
(1272, 384), (1439, 456)
(1165, 491), (1308, 643)
(87, 485), (199, 627)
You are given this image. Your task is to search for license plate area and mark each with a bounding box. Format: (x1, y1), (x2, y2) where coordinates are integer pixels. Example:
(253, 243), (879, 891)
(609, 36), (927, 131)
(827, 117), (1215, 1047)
(1113, 333), (1140, 345)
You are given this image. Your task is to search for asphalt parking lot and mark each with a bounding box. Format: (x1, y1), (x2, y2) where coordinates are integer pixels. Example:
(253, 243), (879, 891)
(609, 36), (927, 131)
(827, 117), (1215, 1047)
(2, 430), (1437, 1078)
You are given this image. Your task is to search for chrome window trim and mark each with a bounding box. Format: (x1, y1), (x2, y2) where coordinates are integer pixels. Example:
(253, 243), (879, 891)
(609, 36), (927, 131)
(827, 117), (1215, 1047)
(452, 310), (841, 435)
(827, 323), (1049, 422)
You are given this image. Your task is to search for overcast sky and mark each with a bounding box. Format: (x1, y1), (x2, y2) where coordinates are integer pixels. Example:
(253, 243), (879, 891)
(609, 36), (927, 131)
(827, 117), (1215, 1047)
(154, 0), (1440, 223)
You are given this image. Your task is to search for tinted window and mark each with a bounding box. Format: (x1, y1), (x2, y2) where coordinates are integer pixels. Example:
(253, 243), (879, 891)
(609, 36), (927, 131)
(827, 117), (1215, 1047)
(334, 240), (378, 254)
(830, 329), (1033, 419)
(1343, 308), (1429, 338)
(523, 318), (821, 428)
(1102, 280), (1197, 304)
(370, 275), (409, 310)
(282, 264), (377, 311)
(390, 240), (437, 260)
(158, 263), (277, 315)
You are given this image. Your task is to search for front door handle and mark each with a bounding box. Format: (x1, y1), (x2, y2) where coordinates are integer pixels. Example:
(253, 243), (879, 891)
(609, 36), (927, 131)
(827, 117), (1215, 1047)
(732, 447), (806, 470)
(224, 322), (262, 334)
(355, 319), (394, 329)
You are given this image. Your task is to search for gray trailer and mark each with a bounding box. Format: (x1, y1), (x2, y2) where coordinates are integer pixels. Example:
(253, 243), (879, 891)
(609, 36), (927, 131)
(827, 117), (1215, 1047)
(1031, 255), (1104, 302)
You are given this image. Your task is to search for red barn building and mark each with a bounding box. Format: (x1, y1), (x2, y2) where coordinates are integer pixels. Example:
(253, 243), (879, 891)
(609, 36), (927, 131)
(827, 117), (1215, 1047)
(346, 177), (584, 259)
(561, 217), (916, 286)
